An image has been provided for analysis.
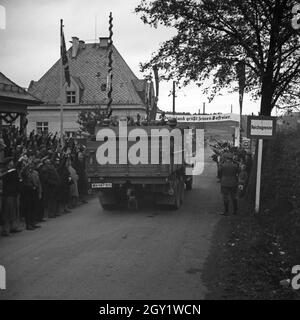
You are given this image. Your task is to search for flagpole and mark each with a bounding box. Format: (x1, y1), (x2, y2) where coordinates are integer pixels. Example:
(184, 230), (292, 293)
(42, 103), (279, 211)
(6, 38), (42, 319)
(60, 19), (64, 146)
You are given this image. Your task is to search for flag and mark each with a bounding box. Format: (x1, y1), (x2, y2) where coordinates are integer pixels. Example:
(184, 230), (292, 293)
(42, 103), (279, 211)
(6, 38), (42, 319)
(106, 73), (112, 92)
(60, 19), (71, 87)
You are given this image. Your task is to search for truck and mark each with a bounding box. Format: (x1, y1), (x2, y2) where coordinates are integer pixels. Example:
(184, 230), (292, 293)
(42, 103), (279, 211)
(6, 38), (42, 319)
(86, 119), (193, 210)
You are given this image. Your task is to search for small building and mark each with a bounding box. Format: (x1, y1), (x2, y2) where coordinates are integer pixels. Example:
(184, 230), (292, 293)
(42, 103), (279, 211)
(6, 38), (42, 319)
(0, 72), (41, 166)
(0, 72), (41, 132)
(27, 37), (155, 136)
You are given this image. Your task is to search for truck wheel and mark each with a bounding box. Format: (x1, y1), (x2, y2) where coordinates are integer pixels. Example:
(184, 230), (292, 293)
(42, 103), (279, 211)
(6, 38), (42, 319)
(186, 178), (193, 191)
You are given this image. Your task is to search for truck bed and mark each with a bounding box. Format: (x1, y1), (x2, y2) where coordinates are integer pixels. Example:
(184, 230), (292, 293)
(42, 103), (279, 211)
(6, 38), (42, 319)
(86, 125), (187, 180)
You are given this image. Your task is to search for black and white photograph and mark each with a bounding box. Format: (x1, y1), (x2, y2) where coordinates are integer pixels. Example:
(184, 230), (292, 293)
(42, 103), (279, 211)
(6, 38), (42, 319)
(0, 0), (300, 305)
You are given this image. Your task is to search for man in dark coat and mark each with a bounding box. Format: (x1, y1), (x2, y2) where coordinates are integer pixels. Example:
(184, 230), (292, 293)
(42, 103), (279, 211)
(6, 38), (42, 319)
(39, 158), (60, 218)
(74, 152), (88, 204)
(218, 153), (239, 215)
(1, 158), (21, 235)
(19, 164), (37, 230)
(57, 157), (72, 213)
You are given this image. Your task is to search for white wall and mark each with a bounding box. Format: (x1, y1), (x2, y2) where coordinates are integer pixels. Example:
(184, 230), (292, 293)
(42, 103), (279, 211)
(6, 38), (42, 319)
(27, 107), (147, 134)
(27, 109), (81, 134)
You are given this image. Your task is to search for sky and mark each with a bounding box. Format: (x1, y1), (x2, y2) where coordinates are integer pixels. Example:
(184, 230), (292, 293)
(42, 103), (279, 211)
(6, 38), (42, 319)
(0, 0), (261, 115)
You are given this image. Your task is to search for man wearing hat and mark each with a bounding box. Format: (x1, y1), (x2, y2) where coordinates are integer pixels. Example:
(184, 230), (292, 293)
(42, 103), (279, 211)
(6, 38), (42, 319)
(218, 152), (239, 215)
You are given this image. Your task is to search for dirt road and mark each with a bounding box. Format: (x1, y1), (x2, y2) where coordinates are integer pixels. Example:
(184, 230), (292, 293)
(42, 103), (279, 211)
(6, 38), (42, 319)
(0, 149), (222, 300)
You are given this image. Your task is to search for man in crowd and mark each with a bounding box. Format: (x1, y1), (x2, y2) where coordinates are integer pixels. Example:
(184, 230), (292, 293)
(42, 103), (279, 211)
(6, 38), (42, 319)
(0, 125), (89, 237)
(19, 162), (38, 230)
(218, 152), (239, 216)
(39, 158), (61, 218)
(74, 151), (88, 204)
(0, 158), (21, 236)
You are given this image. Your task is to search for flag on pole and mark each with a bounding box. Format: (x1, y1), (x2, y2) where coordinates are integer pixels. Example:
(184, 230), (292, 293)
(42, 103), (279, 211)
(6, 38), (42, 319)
(60, 19), (71, 87)
(106, 73), (112, 92)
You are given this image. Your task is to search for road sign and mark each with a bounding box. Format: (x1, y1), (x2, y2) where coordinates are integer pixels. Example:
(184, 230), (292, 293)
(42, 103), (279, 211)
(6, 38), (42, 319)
(247, 116), (276, 139)
(246, 116), (276, 213)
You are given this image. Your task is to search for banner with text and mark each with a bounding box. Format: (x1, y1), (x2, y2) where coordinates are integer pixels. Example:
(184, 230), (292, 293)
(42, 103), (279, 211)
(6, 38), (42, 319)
(157, 113), (240, 123)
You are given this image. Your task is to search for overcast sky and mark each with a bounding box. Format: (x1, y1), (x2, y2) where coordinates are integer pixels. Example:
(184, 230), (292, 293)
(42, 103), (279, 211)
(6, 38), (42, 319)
(0, 0), (260, 115)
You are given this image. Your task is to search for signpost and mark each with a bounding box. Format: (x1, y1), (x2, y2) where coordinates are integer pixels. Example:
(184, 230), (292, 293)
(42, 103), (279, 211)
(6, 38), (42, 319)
(247, 116), (276, 214)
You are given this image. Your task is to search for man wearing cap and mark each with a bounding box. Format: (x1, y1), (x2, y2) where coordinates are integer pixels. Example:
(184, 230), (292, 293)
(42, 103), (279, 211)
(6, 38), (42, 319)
(218, 152), (239, 215)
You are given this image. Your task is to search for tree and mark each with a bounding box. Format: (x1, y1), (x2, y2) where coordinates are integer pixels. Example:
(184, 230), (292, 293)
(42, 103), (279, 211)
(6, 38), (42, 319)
(77, 107), (107, 136)
(135, 0), (300, 116)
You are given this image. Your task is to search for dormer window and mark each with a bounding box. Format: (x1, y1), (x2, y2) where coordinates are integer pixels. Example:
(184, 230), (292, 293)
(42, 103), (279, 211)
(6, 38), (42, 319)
(63, 77), (84, 105)
(66, 90), (76, 104)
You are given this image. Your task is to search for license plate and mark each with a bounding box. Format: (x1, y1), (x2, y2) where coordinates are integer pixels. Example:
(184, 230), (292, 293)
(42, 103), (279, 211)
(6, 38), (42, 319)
(91, 183), (112, 189)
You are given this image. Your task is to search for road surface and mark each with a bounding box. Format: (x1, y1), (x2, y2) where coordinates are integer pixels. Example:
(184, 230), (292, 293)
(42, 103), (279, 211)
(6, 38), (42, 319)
(0, 149), (222, 300)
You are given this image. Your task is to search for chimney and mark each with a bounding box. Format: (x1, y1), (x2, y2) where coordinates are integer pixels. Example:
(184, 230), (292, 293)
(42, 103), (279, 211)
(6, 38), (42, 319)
(71, 36), (80, 58)
(79, 40), (85, 49)
(99, 37), (109, 48)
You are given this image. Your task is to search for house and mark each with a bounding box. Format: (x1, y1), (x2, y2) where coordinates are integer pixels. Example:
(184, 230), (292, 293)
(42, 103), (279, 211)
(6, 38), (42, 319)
(27, 37), (155, 136)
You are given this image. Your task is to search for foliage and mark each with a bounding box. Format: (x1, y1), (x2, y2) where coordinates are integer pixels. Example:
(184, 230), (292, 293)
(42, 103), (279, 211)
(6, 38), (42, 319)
(135, 0), (300, 115)
(204, 214), (298, 299)
(77, 107), (107, 136)
(261, 130), (300, 212)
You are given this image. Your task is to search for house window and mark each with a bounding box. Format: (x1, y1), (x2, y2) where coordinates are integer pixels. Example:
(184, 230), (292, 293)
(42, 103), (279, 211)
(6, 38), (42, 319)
(66, 90), (76, 104)
(36, 122), (48, 134)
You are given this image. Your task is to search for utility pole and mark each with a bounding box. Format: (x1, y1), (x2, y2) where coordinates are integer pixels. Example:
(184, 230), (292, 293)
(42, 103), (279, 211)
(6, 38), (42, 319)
(203, 102), (206, 114)
(172, 81), (176, 115)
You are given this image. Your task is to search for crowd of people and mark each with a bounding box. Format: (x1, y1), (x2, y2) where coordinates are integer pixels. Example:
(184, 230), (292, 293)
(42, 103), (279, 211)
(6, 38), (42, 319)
(0, 126), (89, 237)
(210, 141), (253, 215)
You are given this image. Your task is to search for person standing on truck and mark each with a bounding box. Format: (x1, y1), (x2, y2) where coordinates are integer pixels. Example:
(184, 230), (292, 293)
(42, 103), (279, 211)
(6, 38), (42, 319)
(218, 152), (239, 216)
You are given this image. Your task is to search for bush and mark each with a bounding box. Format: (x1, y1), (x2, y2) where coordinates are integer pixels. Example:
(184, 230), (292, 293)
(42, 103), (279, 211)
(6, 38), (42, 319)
(261, 131), (300, 212)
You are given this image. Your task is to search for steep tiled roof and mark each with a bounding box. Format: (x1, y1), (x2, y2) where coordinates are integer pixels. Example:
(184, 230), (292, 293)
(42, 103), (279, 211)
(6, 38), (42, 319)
(28, 43), (146, 107)
(0, 72), (41, 103)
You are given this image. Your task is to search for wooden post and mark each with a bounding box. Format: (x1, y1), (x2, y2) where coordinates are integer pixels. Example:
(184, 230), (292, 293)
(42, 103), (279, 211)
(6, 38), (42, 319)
(255, 139), (263, 213)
